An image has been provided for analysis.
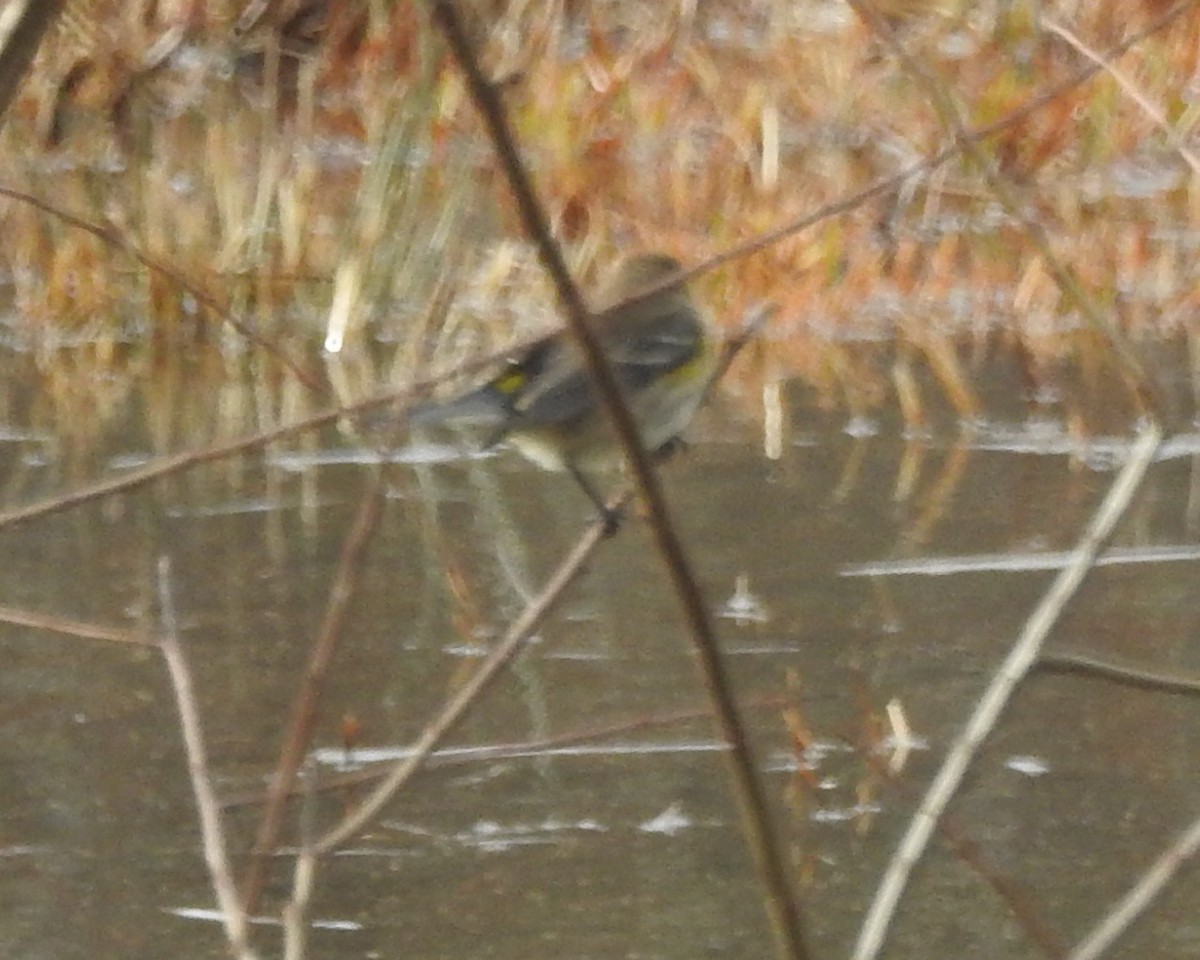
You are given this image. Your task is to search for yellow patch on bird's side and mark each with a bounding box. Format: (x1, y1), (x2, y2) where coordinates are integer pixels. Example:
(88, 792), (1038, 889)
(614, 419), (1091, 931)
(663, 340), (716, 386)
(494, 368), (528, 396)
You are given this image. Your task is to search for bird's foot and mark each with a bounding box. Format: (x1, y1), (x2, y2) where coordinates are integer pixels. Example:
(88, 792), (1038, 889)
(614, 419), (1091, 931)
(597, 503), (625, 537)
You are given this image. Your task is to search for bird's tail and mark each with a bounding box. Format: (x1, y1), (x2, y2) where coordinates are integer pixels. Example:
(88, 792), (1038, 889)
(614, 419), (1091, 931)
(407, 385), (511, 428)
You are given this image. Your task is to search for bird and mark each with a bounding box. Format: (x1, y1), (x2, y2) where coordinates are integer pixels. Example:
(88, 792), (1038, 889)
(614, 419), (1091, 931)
(408, 252), (718, 523)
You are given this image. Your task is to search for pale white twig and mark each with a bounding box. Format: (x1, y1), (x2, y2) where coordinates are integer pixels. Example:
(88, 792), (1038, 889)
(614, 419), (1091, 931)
(1067, 810), (1200, 960)
(283, 850), (316, 960)
(852, 423), (1162, 960)
(283, 763), (319, 960)
(157, 556), (259, 960)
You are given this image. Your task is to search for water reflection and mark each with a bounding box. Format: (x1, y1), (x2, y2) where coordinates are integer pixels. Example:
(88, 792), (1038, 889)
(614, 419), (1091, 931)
(0, 369), (1198, 959)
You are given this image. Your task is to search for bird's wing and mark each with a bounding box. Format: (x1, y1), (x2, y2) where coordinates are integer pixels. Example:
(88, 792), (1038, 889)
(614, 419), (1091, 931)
(508, 338), (596, 427)
(508, 306), (701, 427)
(601, 305), (703, 389)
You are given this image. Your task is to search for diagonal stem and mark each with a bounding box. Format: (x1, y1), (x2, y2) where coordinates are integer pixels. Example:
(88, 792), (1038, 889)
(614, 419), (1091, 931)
(426, 4), (809, 959)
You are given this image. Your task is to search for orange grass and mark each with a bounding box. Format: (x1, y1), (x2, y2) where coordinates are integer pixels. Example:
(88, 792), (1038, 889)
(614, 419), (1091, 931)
(1, 0), (1198, 446)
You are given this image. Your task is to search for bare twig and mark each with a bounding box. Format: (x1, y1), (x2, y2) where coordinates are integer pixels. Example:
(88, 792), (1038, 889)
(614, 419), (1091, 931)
(852, 423), (1162, 960)
(667, 0), (1198, 292)
(313, 492), (625, 853)
(282, 848), (317, 960)
(282, 770), (320, 960)
(0, 604), (154, 645)
(1067, 811), (1200, 960)
(0, 349), (506, 531)
(861, 751), (1069, 959)
(157, 556), (259, 960)
(241, 463), (388, 912)
(0, 408), (346, 531)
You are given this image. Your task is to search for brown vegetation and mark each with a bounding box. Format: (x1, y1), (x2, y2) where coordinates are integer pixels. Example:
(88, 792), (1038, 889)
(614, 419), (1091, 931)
(1, 0), (1197, 450)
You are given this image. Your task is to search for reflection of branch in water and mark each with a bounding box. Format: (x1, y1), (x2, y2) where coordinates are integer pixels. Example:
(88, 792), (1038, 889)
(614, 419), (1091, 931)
(891, 348), (925, 433)
(1038, 650), (1200, 698)
(832, 433), (870, 504)
(457, 430), (554, 768)
(902, 436), (973, 548)
(219, 694), (790, 808)
(893, 433), (925, 504)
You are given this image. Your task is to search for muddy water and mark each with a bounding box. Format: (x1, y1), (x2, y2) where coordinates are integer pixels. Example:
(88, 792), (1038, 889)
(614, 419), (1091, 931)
(1, 362), (1199, 960)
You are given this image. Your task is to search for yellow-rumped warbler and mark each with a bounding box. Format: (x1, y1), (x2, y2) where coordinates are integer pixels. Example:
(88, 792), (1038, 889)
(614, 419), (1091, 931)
(409, 252), (718, 516)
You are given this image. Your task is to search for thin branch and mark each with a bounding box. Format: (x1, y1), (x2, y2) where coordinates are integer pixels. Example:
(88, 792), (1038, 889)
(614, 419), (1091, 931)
(1067, 810), (1200, 960)
(0, 404), (341, 530)
(0, 604), (154, 645)
(426, 5), (809, 959)
(312, 492), (626, 854)
(240, 463), (388, 912)
(0, 349), (502, 531)
(157, 556), (259, 960)
(862, 754), (1069, 959)
(852, 423), (1162, 960)
(282, 768), (320, 960)
(283, 848), (317, 960)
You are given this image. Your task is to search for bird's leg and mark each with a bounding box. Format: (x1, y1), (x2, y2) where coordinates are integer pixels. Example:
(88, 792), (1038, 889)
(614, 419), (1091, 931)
(567, 461), (622, 536)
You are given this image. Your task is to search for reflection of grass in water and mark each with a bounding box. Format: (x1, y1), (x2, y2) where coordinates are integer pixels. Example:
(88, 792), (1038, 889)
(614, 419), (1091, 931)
(1, 0), (1198, 456)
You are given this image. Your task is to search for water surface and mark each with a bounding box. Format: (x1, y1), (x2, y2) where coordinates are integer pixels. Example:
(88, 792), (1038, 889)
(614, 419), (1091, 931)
(1, 361), (1198, 960)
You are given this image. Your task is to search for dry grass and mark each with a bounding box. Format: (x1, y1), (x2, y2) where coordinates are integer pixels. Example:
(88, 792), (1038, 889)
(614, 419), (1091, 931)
(1, 0), (1198, 450)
